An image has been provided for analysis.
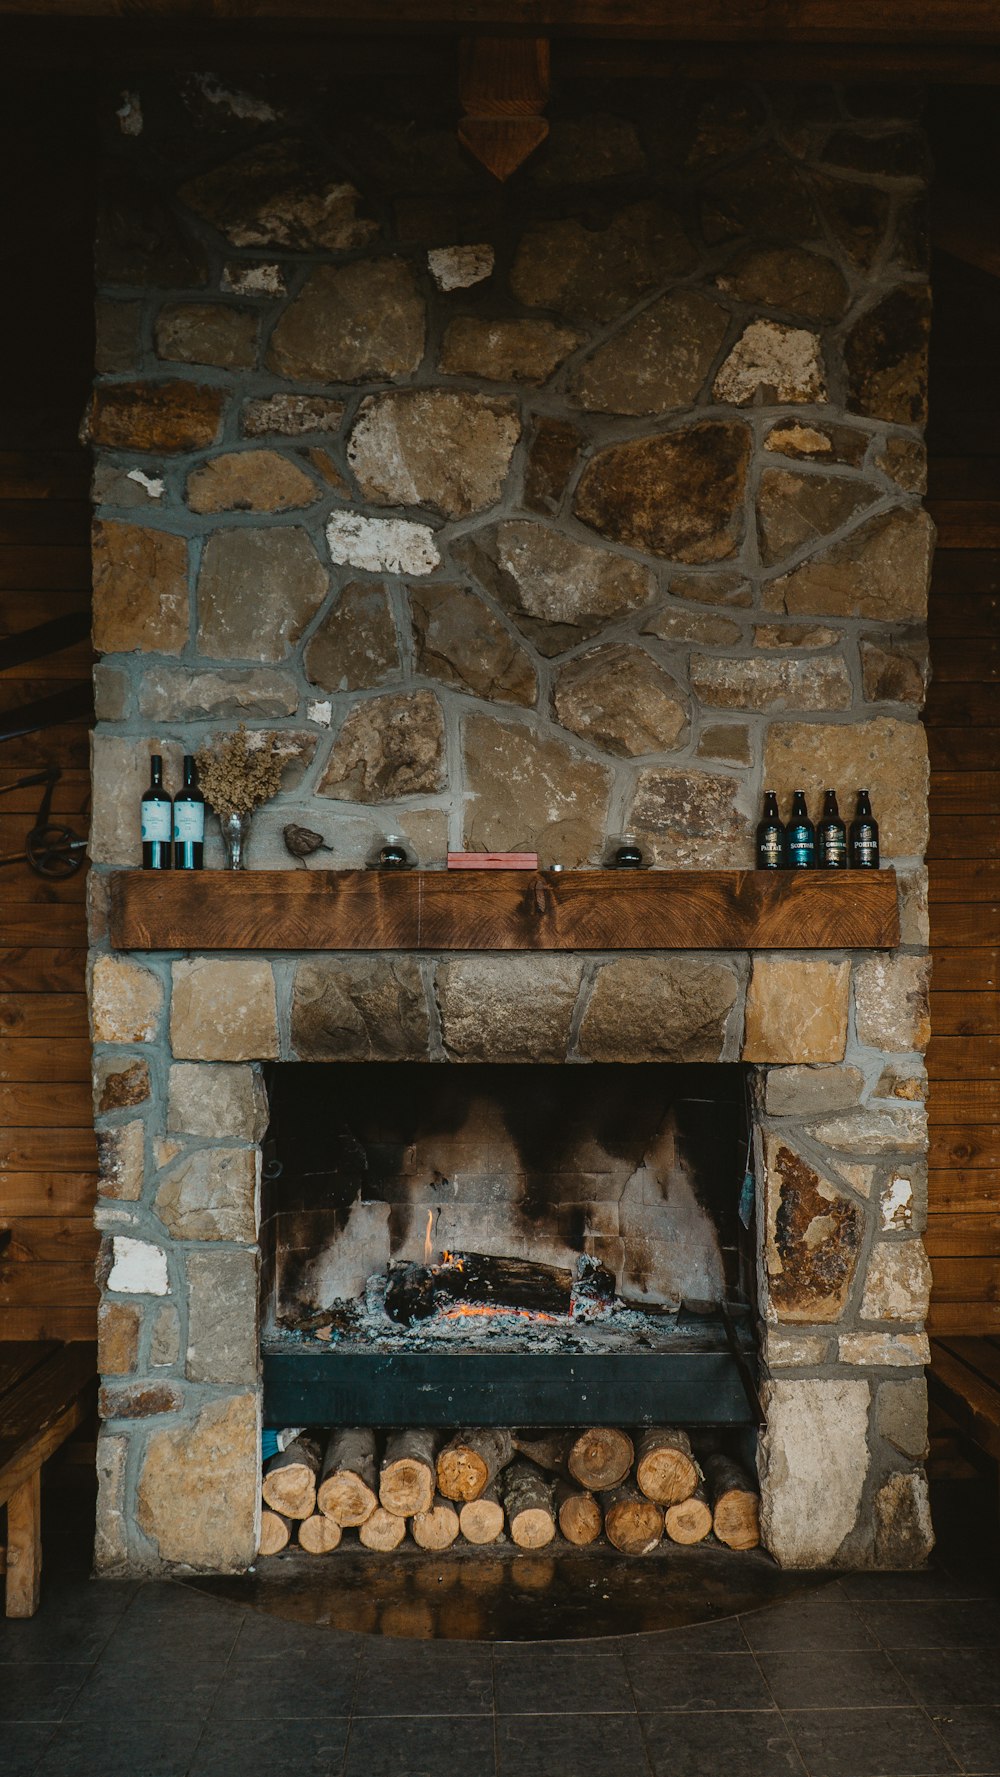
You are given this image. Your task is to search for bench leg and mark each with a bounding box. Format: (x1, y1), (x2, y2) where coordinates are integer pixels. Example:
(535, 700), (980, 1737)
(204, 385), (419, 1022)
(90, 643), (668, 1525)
(6, 1470), (42, 1617)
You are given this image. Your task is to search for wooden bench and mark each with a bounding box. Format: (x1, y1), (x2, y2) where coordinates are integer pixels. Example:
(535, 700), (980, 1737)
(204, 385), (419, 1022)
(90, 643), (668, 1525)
(928, 1337), (1000, 1504)
(0, 1342), (96, 1616)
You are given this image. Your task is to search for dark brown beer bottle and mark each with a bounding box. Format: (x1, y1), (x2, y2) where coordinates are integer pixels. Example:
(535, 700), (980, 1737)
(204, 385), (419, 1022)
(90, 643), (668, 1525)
(817, 789), (847, 870)
(849, 790), (880, 869)
(756, 791), (785, 870)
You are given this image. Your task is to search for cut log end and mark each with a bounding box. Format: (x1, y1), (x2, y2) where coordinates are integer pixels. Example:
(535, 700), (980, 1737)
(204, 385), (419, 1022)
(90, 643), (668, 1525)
(258, 1509), (292, 1556)
(436, 1428), (514, 1502)
(459, 1486), (506, 1546)
(298, 1513), (343, 1555)
(556, 1483), (602, 1547)
(380, 1429), (439, 1518)
(704, 1455), (761, 1551)
(318, 1427), (378, 1527)
(261, 1435), (322, 1521)
(603, 1486), (664, 1556)
(568, 1427), (634, 1492)
(664, 1488), (712, 1546)
(636, 1428), (700, 1507)
(359, 1505), (408, 1552)
(412, 1495), (461, 1551)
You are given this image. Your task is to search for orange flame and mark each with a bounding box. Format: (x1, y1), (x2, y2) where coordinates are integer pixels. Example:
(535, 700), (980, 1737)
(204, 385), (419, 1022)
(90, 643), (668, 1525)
(423, 1211), (434, 1266)
(440, 1303), (558, 1324)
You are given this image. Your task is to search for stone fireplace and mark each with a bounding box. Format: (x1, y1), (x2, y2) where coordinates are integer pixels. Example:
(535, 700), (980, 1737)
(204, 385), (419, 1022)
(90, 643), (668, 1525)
(86, 70), (934, 1575)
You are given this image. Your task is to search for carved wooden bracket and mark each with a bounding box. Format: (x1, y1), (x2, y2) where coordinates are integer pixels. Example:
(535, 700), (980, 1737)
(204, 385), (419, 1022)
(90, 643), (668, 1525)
(458, 35), (549, 181)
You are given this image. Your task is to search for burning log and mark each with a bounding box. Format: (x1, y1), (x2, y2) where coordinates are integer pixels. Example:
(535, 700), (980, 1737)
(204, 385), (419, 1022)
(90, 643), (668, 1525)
(568, 1427), (634, 1492)
(436, 1428), (514, 1502)
(635, 1429), (700, 1506)
(359, 1505), (408, 1551)
(664, 1486), (713, 1546)
(261, 1435), (322, 1520)
(412, 1494), (461, 1551)
(379, 1428), (439, 1517)
(258, 1509), (293, 1555)
(704, 1455), (761, 1550)
(384, 1264), (439, 1324)
(298, 1512), (342, 1555)
(385, 1251), (574, 1325)
(555, 1480), (602, 1547)
(603, 1486), (664, 1556)
(317, 1428), (378, 1526)
(501, 1459), (556, 1549)
(459, 1483), (505, 1545)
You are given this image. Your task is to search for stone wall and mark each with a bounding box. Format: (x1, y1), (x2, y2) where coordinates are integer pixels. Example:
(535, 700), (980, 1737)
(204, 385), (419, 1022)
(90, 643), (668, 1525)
(86, 73), (934, 1573)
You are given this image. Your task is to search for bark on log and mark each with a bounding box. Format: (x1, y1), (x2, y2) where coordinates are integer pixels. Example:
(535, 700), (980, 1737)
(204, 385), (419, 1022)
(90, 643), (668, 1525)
(555, 1480), (602, 1547)
(635, 1428), (700, 1506)
(317, 1427), (378, 1526)
(664, 1486), (713, 1546)
(379, 1428), (439, 1517)
(258, 1509), (293, 1555)
(412, 1494), (461, 1551)
(459, 1482), (506, 1546)
(298, 1512), (343, 1555)
(501, 1458), (556, 1549)
(603, 1485), (664, 1555)
(359, 1505), (408, 1551)
(511, 1430), (572, 1475)
(261, 1435), (322, 1520)
(436, 1428), (514, 1502)
(704, 1454), (761, 1550)
(568, 1427), (634, 1492)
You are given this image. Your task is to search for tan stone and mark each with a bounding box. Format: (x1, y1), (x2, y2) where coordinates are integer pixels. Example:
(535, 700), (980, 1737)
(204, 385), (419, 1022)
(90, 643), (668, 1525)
(846, 285), (931, 426)
(95, 1056), (151, 1115)
(100, 1382), (183, 1421)
(167, 1064), (268, 1141)
(93, 663), (131, 721)
(643, 608), (743, 646)
(510, 199), (696, 323)
(83, 381), (226, 453)
(155, 303), (257, 369)
(138, 665), (299, 723)
(855, 954), (931, 1053)
(427, 244), (494, 290)
(186, 1249), (258, 1385)
(754, 623), (840, 649)
(155, 1147), (258, 1242)
(462, 713), (612, 865)
(267, 260), (424, 382)
(897, 868), (930, 945)
(715, 245), (848, 320)
(318, 690), (445, 802)
(744, 959), (850, 1064)
(757, 470), (877, 567)
(96, 299), (143, 373)
(221, 261), (287, 298)
(861, 1240), (932, 1322)
(714, 321), (826, 406)
(763, 509), (933, 623)
(170, 958), (278, 1061)
(301, 448), (351, 497)
(569, 291), (728, 416)
(809, 1104), (928, 1155)
(410, 584), (536, 708)
(690, 654), (851, 712)
(456, 520), (655, 657)
(763, 718), (929, 858)
(186, 450), (316, 514)
(440, 318), (582, 384)
(668, 571), (753, 609)
(839, 1331), (930, 1365)
(98, 1300), (141, 1375)
(758, 1378), (870, 1568)
(697, 725), (752, 765)
(197, 526), (328, 662)
(92, 521), (189, 655)
(553, 644), (689, 758)
(241, 393), (345, 438)
(137, 1392), (258, 1572)
(873, 1471), (934, 1568)
(437, 955), (583, 1062)
(92, 463), (167, 510)
(304, 582), (400, 693)
(876, 1377), (928, 1460)
(763, 423), (868, 466)
(291, 958), (431, 1060)
(764, 1064), (864, 1118)
(875, 436), (927, 494)
(575, 422), (751, 564)
(179, 138), (376, 252)
(94, 1433), (128, 1573)
(763, 1331), (832, 1367)
(92, 954), (164, 1044)
(97, 1121), (145, 1203)
(860, 639), (927, 705)
(764, 1135), (864, 1324)
(523, 418), (583, 516)
(628, 767), (753, 867)
(346, 389), (519, 519)
(578, 957), (740, 1063)
(150, 1305), (181, 1368)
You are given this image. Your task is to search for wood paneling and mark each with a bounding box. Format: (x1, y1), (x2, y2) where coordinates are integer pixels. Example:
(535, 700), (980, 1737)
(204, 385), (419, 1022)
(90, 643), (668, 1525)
(0, 78), (96, 1341)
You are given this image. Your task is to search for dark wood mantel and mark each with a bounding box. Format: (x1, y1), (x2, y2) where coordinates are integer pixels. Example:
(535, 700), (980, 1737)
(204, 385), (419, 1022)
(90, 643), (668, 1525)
(108, 867), (900, 954)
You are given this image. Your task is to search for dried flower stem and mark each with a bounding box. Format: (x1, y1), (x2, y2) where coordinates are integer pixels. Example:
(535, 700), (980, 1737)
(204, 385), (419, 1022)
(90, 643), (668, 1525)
(194, 725), (285, 819)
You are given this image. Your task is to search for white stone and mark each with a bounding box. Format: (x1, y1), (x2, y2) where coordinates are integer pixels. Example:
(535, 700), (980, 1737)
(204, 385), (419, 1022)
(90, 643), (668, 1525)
(861, 1240), (932, 1322)
(714, 320), (826, 406)
(874, 1470), (934, 1567)
(881, 1175), (914, 1231)
(809, 1104), (928, 1154)
(95, 1208), (139, 1229)
(326, 513), (440, 577)
(221, 262), (286, 296)
(108, 1237), (169, 1297)
(189, 73), (279, 122)
(307, 700), (332, 726)
(763, 1331), (831, 1367)
(758, 1377), (870, 1567)
(126, 469), (164, 498)
(427, 244), (495, 291)
(839, 1331), (931, 1366)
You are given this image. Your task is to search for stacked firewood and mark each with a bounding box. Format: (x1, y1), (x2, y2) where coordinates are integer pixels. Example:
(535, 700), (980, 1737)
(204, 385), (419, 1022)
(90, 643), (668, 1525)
(259, 1427), (760, 1557)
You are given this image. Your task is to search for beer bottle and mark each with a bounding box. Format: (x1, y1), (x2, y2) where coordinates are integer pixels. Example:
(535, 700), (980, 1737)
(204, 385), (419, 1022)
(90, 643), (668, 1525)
(786, 790), (815, 869)
(849, 790), (880, 869)
(756, 791), (785, 870)
(817, 789), (847, 870)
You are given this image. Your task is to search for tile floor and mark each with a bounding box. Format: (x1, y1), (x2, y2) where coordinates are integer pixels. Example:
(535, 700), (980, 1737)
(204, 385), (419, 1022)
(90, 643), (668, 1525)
(3, 1495), (1000, 1776)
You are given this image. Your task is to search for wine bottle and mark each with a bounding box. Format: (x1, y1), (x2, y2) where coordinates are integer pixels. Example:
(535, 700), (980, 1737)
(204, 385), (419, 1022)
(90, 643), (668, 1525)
(173, 755), (205, 871)
(786, 790), (815, 869)
(141, 754), (172, 870)
(756, 791), (785, 870)
(849, 789), (880, 870)
(817, 789), (847, 869)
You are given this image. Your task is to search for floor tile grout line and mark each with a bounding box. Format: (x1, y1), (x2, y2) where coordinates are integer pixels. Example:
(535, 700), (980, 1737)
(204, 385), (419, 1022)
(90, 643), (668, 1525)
(876, 1635), (969, 1776)
(178, 1586), (249, 1776)
(618, 1639), (657, 1777)
(742, 1624), (811, 1776)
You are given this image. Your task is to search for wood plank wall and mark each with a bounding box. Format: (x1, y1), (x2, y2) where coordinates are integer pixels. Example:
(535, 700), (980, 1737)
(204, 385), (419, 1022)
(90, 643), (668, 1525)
(0, 83), (98, 1340)
(925, 240), (1000, 1333)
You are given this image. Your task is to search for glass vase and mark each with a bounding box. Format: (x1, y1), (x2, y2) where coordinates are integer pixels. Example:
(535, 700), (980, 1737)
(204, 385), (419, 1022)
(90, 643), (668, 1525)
(219, 811), (251, 870)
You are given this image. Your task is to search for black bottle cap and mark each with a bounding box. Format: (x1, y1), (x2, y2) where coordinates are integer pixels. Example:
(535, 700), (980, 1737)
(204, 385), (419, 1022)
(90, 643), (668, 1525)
(150, 753), (162, 770)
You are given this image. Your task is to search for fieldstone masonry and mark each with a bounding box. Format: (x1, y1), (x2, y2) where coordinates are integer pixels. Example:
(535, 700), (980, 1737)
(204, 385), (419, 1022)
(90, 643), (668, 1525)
(87, 75), (933, 1573)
